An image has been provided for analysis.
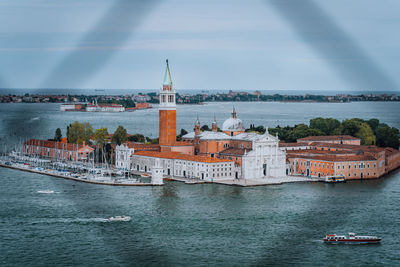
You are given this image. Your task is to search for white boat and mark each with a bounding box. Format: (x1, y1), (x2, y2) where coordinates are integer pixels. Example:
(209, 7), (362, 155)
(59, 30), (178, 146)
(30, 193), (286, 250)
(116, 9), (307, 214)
(108, 215), (131, 222)
(323, 233), (381, 244)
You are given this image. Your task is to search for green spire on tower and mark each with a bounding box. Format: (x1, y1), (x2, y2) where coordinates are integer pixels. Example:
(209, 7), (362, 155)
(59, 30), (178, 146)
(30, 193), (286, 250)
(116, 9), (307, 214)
(163, 59), (172, 86)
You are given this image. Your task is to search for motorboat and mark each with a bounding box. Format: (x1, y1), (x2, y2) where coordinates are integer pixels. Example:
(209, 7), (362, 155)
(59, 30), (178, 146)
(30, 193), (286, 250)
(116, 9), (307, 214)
(323, 233), (381, 244)
(325, 175), (346, 183)
(108, 215), (131, 222)
(141, 173), (151, 178)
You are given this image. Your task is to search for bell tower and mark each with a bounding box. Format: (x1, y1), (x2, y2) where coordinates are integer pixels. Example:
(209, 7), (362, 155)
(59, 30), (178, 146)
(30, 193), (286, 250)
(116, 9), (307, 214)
(159, 59), (177, 146)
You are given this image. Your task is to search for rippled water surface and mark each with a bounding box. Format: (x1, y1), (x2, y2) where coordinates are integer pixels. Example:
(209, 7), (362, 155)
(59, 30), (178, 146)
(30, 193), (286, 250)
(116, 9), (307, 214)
(0, 101), (400, 266)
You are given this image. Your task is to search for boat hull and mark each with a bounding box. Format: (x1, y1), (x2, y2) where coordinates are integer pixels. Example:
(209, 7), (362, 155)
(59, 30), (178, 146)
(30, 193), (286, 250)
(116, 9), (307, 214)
(323, 239), (381, 244)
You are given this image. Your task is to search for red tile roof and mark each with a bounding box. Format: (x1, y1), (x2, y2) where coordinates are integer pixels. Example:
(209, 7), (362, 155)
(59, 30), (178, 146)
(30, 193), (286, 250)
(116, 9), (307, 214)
(286, 149), (358, 155)
(309, 142), (386, 153)
(385, 147), (400, 156)
(24, 139), (92, 152)
(124, 142), (160, 151)
(288, 153), (376, 162)
(279, 142), (310, 147)
(134, 151), (233, 163)
(298, 135), (360, 141)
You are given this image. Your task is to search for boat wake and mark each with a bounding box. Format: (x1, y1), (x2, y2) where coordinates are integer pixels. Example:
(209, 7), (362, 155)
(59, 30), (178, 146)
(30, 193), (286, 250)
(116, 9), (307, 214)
(29, 117), (40, 122)
(37, 190), (57, 194)
(31, 218), (111, 224)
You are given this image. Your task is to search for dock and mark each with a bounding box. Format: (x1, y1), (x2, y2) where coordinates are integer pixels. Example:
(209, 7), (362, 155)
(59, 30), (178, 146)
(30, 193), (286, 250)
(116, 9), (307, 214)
(0, 163), (161, 186)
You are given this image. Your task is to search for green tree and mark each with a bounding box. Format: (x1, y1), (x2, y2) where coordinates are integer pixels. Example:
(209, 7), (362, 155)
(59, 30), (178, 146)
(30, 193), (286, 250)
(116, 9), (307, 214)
(112, 125), (128, 145)
(376, 124), (400, 149)
(356, 122), (376, 145)
(128, 134), (145, 143)
(341, 119), (375, 145)
(177, 129), (188, 141)
(201, 125), (210, 131)
(54, 128), (62, 141)
(94, 128), (109, 146)
(310, 117), (340, 135)
(67, 121), (93, 144)
(366, 119), (380, 134)
(340, 119), (361, 136)
(84, 122), (94, 144)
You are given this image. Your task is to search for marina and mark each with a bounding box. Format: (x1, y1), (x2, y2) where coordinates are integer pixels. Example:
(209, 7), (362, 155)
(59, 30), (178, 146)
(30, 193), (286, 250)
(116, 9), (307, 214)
(0, 152), (159, 186)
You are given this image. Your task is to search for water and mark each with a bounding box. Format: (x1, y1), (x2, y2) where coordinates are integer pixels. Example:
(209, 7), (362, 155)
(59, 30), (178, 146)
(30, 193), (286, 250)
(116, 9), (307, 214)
(1, 101), (400, 266)
(1, 88), (399, 96)
(1, 101), (399, 141)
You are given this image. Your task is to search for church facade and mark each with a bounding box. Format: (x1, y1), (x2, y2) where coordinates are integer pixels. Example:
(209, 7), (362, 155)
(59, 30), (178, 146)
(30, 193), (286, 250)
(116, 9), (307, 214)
(115, 60), (287, 181)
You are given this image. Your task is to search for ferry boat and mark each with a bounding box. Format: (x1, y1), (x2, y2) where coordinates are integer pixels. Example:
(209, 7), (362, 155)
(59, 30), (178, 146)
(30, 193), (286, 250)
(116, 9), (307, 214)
(325, 175), (346, 183)
(323, 233), (381, 244)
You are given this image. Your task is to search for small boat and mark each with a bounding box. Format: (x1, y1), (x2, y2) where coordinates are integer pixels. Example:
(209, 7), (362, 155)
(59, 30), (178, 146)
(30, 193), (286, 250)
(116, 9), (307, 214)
(323, 233), (381, 244)
(325, 175), (346, 183)
(141, 173), (151, 178)
(108, 215), (131, 222)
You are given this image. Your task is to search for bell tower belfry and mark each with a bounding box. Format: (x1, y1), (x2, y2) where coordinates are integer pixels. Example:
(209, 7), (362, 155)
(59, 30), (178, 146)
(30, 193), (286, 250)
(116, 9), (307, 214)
(159, 59), (177, 146)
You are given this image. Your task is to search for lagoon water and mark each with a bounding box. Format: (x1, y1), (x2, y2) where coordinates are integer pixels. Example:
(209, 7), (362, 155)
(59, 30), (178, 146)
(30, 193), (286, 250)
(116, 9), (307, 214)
(1, 101), (400, 266)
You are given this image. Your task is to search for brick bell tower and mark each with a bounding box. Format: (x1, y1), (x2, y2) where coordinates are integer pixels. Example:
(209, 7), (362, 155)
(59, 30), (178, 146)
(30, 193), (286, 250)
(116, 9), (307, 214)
(159, 59), (176, 146)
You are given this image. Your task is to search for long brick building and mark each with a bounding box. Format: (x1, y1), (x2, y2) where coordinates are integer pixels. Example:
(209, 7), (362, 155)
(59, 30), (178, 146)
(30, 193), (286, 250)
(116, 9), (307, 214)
(285, 137), (400, 180)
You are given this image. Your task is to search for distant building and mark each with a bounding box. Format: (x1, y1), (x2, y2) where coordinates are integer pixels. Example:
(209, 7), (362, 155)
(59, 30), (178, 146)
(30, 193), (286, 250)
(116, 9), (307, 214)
(85, 103), (125, 112)
(60, 104), (84, 111)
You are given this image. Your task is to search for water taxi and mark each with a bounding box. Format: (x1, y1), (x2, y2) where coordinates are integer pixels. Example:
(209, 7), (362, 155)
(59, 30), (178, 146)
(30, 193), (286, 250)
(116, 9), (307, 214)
(324, 233), (381, 244)
(325, 175), (346, 183)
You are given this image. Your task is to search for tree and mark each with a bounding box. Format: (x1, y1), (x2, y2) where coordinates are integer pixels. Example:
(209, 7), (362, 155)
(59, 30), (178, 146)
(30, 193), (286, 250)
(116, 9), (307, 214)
(67, 121), (93, 144)
(84, 122), (94, 144)
(310, 117), (340, 135)
(54, 128), (62, 141)
(366, 119), (380, 134)
(356, 122), (376, 145)
(112, 125), (127, 145)
(201, 125), (210, 131)
(341, 119), (375, 145)
(376, 124), (400, 149)
(176, 129), (188, 141)
(128, 134), (145, 143)
(340, 119), (360, 136)
(94, 128), (109, 146)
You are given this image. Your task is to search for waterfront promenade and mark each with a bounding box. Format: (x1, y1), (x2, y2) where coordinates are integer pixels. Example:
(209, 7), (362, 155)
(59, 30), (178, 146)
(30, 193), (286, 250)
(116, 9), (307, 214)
(165, 175), (317, 186)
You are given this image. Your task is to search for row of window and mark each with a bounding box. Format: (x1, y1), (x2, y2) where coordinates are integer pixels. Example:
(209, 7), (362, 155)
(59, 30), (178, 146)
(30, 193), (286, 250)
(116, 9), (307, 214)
(337, 162), (375, 169)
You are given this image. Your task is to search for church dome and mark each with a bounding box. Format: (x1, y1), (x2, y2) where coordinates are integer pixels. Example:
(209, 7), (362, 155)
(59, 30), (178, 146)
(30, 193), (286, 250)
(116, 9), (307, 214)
(222, 107), (245, 131)
(222, 117), (244, 131)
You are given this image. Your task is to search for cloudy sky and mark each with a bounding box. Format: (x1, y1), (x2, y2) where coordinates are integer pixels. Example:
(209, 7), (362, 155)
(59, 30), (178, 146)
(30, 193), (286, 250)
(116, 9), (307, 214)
(0, 0), (399, 91)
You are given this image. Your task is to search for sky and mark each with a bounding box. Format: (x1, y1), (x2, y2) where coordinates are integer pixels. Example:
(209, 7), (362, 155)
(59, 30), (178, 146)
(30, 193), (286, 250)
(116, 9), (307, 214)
(0, 0), (399, 91)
